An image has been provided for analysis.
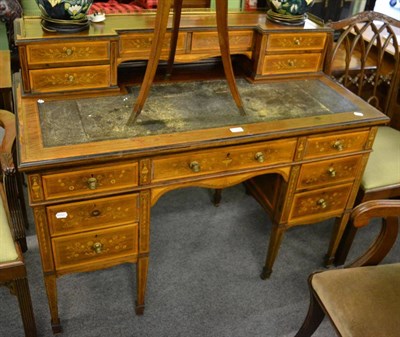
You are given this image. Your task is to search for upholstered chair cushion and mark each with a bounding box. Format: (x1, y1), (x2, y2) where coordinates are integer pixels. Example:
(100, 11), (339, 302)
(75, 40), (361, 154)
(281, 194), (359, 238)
(312, 263), (400, 337)
(361, 126), (400, 190)
(0, 194), (18, 262)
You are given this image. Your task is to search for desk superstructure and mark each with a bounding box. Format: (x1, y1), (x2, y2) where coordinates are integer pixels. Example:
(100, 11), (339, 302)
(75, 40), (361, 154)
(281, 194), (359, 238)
(15, 12), (329, 95)
(14, 12), (389, 334)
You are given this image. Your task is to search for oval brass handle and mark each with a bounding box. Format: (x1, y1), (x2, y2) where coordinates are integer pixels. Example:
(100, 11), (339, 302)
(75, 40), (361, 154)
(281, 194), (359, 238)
(92, 242), (103, 254)
(67, 75), (75, 82)
(189, 161), (201, 173)
(327, 167), (336, 177)
(87, 177), (98, 190)
(91, 209), (101, 217)
(293, 38), (301, 46)
(332, 141), (344, 151)
(65, 48), (73, 56)
(287, 60), (295, 67)
(254, 152), (265, 163)
(317, 199), (327, 209)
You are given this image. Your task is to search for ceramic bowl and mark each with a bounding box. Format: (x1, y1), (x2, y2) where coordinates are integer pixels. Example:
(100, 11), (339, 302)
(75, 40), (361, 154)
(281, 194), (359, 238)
(267, 0), (315, 16)
(35, 0), (93, 20)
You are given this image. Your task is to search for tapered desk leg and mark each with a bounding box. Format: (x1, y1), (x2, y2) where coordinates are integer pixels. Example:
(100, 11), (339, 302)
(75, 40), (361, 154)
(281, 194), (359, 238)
(44, 274), (62, 334)
(127, 0), (172, 125)
(136, 256), (149, 315)
(215, 0), (245, 116)
(166, 0), (183, 78)
(260, 224), (286, 280)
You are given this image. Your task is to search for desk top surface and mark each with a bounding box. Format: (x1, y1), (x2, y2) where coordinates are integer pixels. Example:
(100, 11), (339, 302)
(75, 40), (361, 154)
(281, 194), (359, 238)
(16, 75), (388, 171)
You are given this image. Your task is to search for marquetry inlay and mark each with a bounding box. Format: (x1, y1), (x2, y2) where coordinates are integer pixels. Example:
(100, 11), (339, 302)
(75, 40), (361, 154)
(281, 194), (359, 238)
(29, 175), (44, 202)
(27, 42), (110, 64)
(139, 190), (150, 253)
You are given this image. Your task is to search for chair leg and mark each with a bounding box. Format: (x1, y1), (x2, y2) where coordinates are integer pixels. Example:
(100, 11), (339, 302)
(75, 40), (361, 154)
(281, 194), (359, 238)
(295, 285), (325, 337)
(14, 277), (37, 337)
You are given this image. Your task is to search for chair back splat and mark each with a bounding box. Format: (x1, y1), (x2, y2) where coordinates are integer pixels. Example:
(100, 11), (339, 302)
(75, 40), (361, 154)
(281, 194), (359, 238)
(325, 11), (400, 119)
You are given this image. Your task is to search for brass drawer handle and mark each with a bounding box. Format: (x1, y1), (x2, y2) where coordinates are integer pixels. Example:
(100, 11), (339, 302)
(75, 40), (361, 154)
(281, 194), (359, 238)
(254, 152), (265, 163)
(67, 74), (75, 82)
(287, 60), (295, 67)
(332, 140), (344, 151)
(92, 242), (103, 254)
(293, 38), (301, 46)
(91, 209), (101, 217)
(317, 198), (327, 209)
(327, 167), (336, 177)
(65, 48), (73, 56)
(189, 161), (201, 173)
(87, 177), (98, 190)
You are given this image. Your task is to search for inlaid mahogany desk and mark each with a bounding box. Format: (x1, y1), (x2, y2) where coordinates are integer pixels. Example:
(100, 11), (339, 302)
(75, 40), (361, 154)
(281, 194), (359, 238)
(14, 11), (389, 334)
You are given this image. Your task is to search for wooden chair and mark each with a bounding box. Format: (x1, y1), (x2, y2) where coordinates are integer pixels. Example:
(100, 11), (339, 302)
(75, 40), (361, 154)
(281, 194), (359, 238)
(0, 109), (29, 252)
(323, 12), (400, 265)
(0, 109), (37, 337)
(295, 199), (400, 337)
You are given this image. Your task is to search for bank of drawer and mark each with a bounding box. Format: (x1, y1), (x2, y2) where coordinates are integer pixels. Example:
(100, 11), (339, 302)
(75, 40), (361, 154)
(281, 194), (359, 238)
(47, 194), (139, 236)
(297, 155), (362, 190)
(262, 53), (322, 75)
(52, 223), (138, 271)
(191, 31), (253, 52)
(42, 162), (138, 200)
(152, 139), (297, 183)
(266, 33), (327, 52)
(288, 183), (353, 222)
(303, 130), (369, 159)
(119, 32), (186, 58)
(29, 65), (111, 93)
(26, 41), (110, 66)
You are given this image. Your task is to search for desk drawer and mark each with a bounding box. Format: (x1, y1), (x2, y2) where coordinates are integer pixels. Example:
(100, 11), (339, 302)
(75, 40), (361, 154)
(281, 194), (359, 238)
(262, 53), (322, 75)
(29, 65), (111, 93)
(26, 41), (110, 66)
(191, 31), (253, 52)
(47, 194), (139, 236)
(297, 155), (362, 190)
(119, 32), (186, 58)
(52, 223), (138, 271)
(289, 183), (353, 223)
(152, 139), (297, 183)
(266, 33), (327, 52)
(303, 131), (369, 159)
(41, 162), (138, 200)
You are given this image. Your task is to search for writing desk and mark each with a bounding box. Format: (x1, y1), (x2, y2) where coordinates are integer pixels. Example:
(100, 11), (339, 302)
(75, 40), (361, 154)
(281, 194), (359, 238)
(15, 73), (388, 332)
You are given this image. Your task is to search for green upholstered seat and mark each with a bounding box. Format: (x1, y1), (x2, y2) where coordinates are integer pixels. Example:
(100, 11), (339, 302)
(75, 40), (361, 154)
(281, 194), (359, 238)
(361, 126), (400, 190)
(0, 192), (18, 263)
(312, 263), (400, 337)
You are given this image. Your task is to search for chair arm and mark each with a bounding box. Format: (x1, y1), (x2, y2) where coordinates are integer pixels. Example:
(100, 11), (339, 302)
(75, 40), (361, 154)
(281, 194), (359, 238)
(347, 199), (400, 268)
(351, 199), (400, 228)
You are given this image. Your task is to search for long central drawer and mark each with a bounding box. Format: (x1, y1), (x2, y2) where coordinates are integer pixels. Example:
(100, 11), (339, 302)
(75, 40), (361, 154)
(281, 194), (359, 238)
(152, 139), (297, 183)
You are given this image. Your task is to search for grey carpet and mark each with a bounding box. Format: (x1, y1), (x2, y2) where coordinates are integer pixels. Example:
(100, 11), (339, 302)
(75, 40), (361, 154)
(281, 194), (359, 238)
(1, 184), (398, 337)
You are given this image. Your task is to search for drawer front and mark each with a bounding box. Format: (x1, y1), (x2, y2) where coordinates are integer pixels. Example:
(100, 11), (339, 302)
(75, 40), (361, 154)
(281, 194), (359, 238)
(47, 194), (139, 236)
(262, 53), (322, 75)
(297, 155), (362, 190)
(152, 139), (297, 183)
(303, 131), (370, 159)
(29, 65), (111, 93)
(266, 33), (327, 52)
(52, 223), (138, 270)
(191, 31), (253, 52)
(289, 184), (353, 222)
(26, 41), (110, 66)
(119, 32), (186, 58)
(42, 162), (138, 200)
